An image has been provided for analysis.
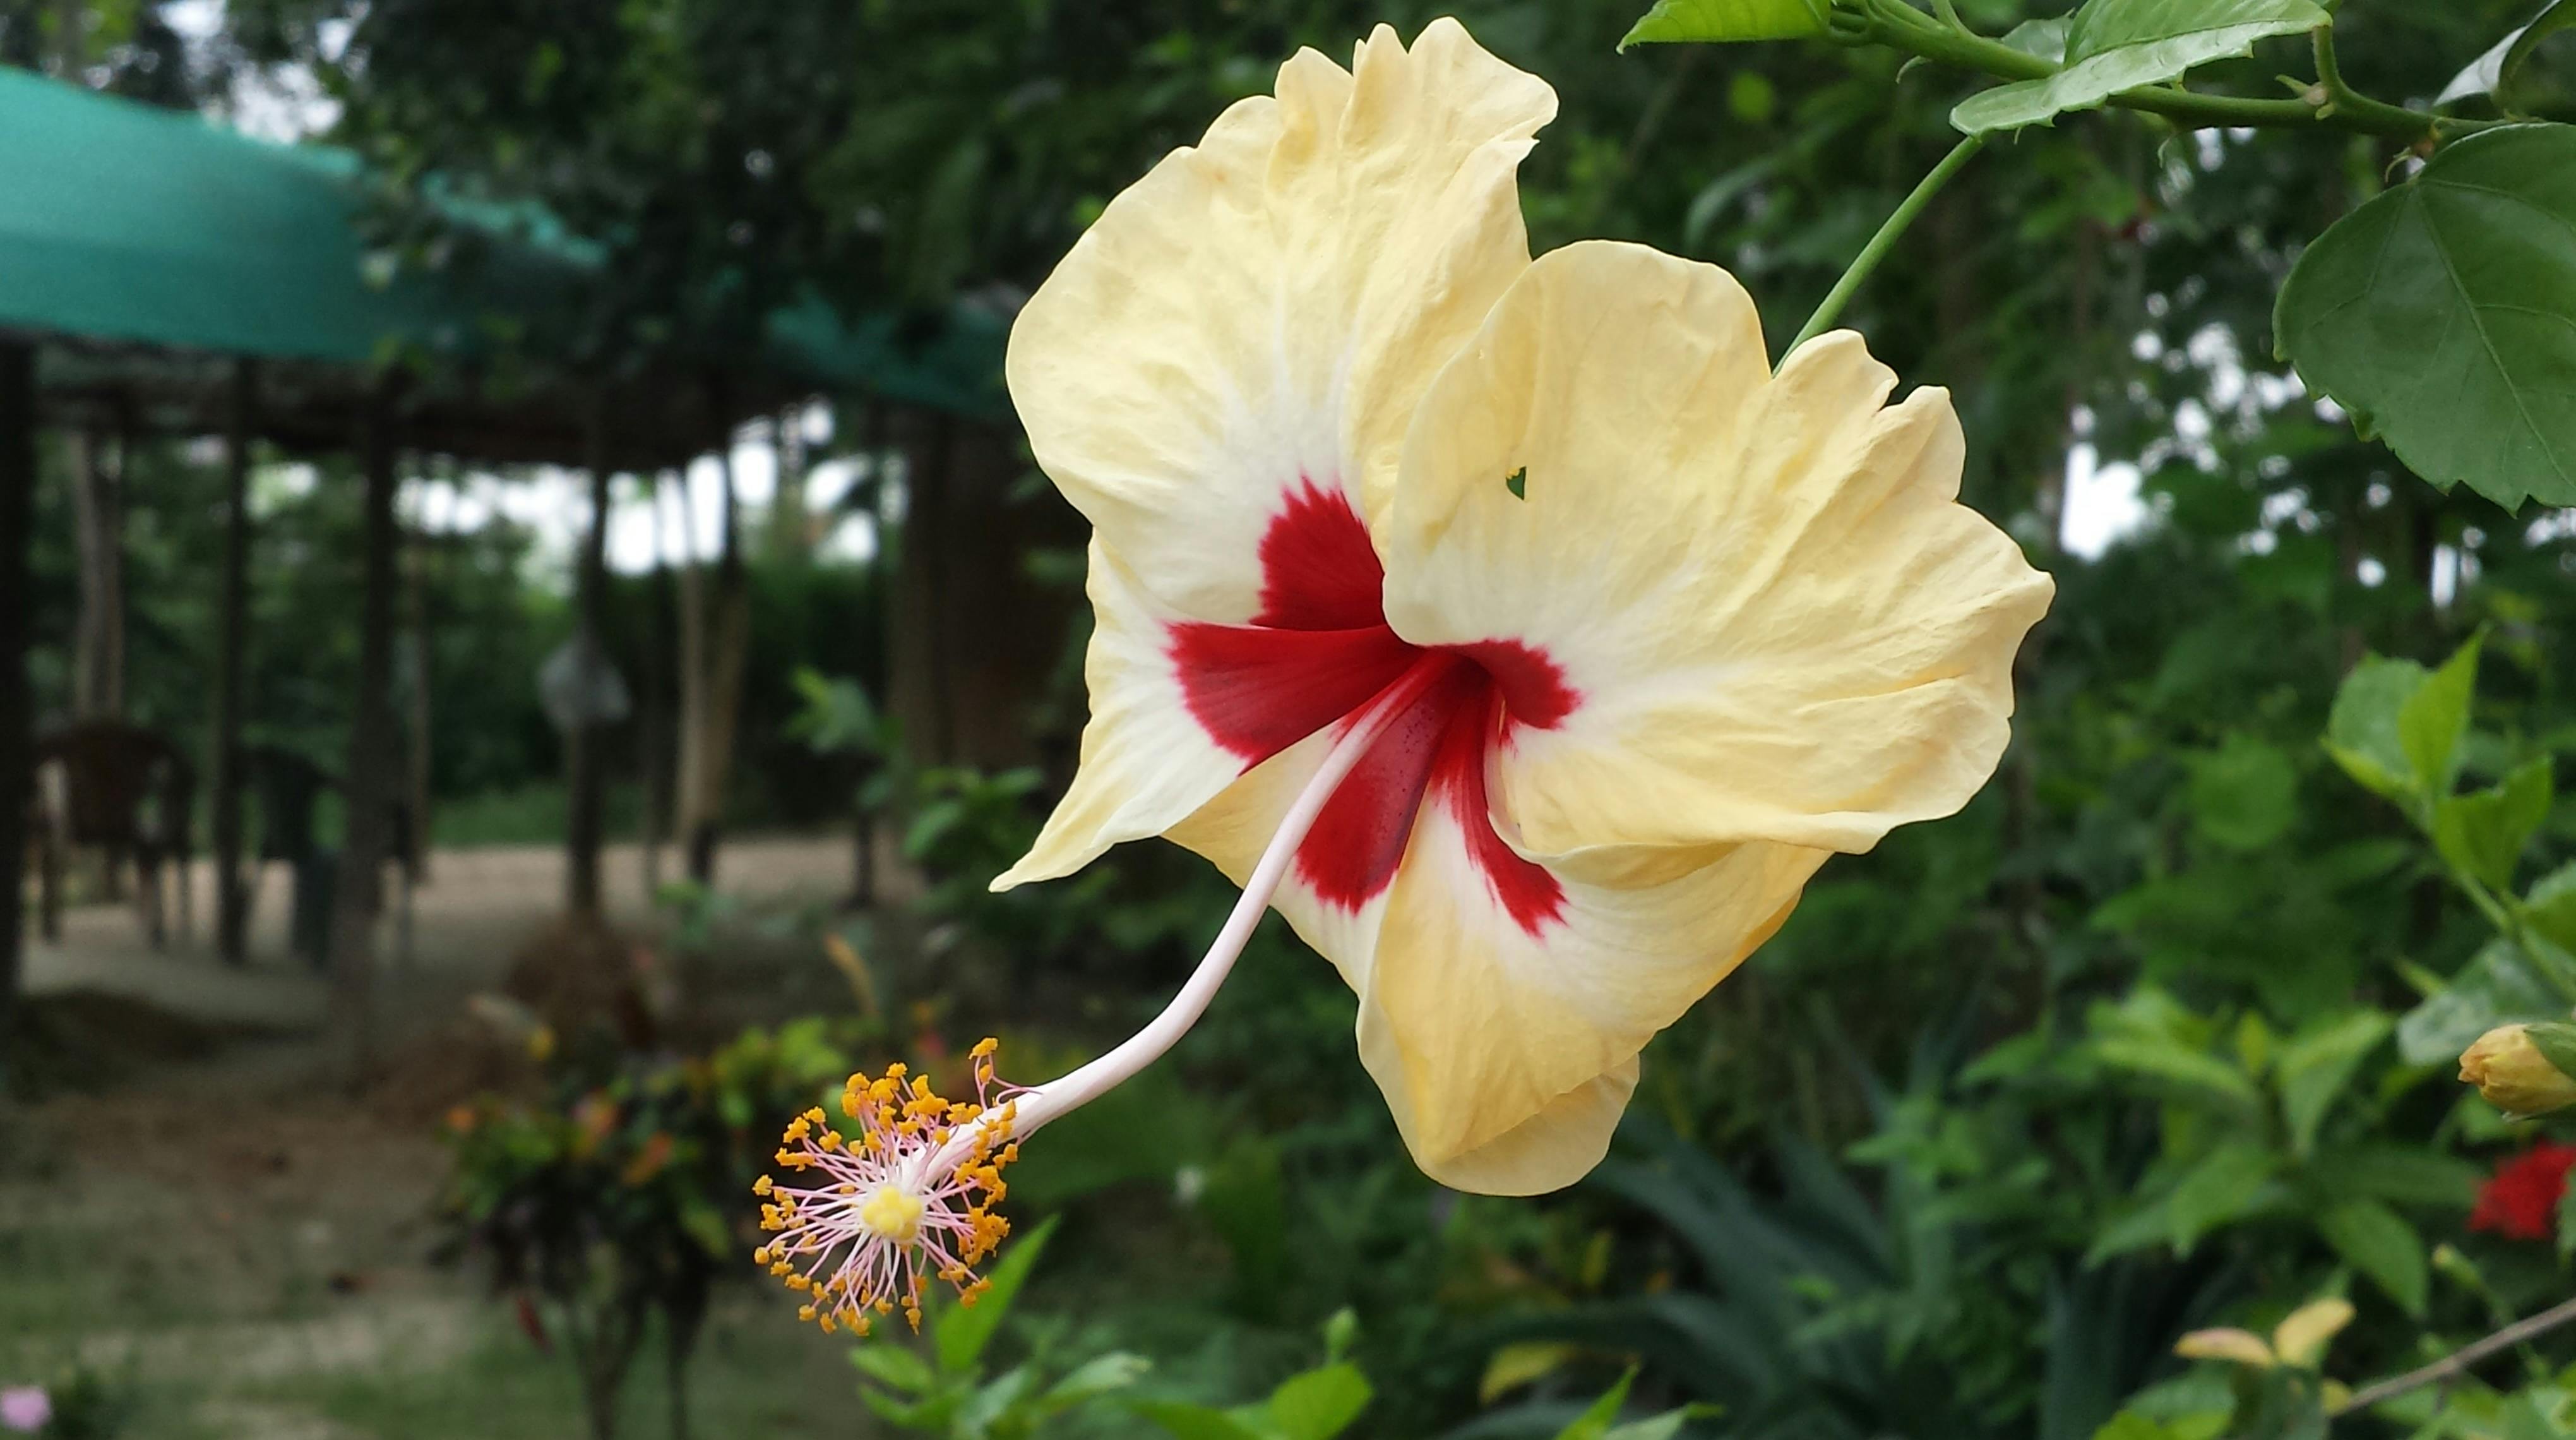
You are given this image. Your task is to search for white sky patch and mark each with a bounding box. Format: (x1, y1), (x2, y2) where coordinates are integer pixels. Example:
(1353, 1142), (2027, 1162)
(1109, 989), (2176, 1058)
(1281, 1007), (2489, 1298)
(2060, 442), (2147, 559)
(399, 405), (872, 587)
(163, 0), (345, 142)
(2431, 544), (2461, 608)
(2058, 319), (2349, 563)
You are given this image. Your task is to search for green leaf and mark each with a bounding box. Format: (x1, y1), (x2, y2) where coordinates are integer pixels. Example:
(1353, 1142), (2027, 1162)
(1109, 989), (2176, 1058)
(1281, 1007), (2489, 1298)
(1267, 1363), (1373, 1440)
(2167, 1142), (2286, 1251)
(2304, 1144), (2483, 1209)
(2396, 939), (2567, 1065)
(2318, 1199), (2430, 1316)
(2501, 1), (2576, 103)
(2087, 1195), (2182, 1264)
(2527, 861), (2576, 952)
(2399, 635), (2484, 799)
(2001, 16), (2072, 61)
(1041, 1353), (1152, 1413)
(2326, 654), (2434, 804)
(2277, 126), (2576, 509)
(957, 1365), (1035, 1435)
(851, 1342), (939, 1395)
(2522, 1019), (2576, 1081)
(2092, 1033), (2266, 1113)
(2188, 736), (2299, 851)
(2435, 757), (2555, 890)
(1727, 69), (1779, 123)
(2274, 1010), (2394, 1156)
(1606, 1409), (1725, 1440)
(2440, 1), (2576, 107)
(1951, 0), (2330, 134)
(933, 1213), (1058, 1374)
(1320, 1308), (1359, 1364)
(1618, 0), (1828, 48)
(859, 1383), (958, 1431)
(1554, 1371), (1639, 1440)
(677, 1199), (730, 1259)
(1132, 1401), (1270, 1440)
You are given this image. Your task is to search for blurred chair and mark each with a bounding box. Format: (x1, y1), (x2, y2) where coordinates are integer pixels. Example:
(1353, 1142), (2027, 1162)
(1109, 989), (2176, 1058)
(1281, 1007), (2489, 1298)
(30, 719), (194, 949)
(243, 745), (416, 969)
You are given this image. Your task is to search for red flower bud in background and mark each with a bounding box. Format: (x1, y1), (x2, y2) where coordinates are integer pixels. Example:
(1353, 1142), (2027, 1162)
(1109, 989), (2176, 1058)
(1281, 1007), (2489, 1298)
(2470, 1143), (2576, 1241)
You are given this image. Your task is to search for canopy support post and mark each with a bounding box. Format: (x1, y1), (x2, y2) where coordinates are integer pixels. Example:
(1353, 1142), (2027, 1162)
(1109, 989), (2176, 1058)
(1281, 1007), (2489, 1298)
(565, 387), (611, 918)
(0, 340), (35, 1080)
(211, 359), (256, 966)
(328, 381), (400, 1086)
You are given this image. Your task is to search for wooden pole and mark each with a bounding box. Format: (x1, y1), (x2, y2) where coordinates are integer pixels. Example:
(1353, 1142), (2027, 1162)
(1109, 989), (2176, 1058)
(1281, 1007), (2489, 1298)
(639, 471), (673, 899)
(327, 382), (400, 1085)
(0, 340), (35, 1076)
(922, 414), (958, 765)
(564, 390), (611, 918)
(684, 435), (745, 884)
(69, 421), (126, 721)
(673, 462), (707, 878)
(210, 360), (256, 966)
(403, 470), (436, 884)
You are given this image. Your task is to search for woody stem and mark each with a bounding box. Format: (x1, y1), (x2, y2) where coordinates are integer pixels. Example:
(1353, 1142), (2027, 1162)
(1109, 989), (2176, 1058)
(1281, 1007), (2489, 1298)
(2330, 1293), (2576, 1417)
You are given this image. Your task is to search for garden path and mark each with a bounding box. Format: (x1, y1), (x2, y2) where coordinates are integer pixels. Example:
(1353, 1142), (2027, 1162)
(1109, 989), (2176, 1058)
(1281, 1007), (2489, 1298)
(3, 836), (879, 1440)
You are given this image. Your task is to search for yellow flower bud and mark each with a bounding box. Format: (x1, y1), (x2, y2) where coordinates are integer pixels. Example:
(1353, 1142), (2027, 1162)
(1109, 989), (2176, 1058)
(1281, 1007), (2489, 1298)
(2460, 1023), (2576, 1117)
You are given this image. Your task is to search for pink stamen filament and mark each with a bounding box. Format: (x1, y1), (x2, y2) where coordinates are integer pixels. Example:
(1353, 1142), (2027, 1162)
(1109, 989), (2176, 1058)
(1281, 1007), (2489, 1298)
(921, 657), (1449, 1180)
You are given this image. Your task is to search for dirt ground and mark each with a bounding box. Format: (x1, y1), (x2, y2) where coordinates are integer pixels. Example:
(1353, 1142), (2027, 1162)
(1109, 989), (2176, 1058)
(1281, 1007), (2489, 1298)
(1, 837), (883, 1440)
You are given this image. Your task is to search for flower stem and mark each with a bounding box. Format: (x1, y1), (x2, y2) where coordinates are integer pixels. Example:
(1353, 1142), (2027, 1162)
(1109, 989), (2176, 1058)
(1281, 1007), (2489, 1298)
(930, 660), (1443, 1172)
(1786, 133), (1985, 361)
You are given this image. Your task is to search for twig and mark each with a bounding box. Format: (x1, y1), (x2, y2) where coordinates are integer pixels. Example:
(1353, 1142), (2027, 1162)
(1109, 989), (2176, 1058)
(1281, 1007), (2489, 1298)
(2329, 1294), (2576, 1417)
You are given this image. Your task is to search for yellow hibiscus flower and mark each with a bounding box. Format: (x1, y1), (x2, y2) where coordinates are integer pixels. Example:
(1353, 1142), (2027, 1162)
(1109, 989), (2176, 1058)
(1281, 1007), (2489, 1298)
(991, 18), (2054, 1196)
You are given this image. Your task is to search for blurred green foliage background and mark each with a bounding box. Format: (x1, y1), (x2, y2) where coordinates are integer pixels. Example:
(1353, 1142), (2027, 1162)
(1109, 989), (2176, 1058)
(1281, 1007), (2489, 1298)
(13, 0), (2576, 1436)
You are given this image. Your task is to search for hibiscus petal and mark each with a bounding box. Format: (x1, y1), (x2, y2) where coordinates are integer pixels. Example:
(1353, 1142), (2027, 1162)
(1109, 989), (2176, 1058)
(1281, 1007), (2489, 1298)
(1169, 732), (1825, 1195)
(1004, 19), (1555, 625)
(1359, 808), (1825, 1192)
(994, 542), (1252, 888)
(1381, 241), (2055, 858)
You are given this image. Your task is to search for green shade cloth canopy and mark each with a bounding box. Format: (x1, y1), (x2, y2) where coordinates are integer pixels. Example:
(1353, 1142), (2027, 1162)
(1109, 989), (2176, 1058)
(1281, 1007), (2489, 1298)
(765, 294), (1012, 424)
(0, 66), (594, 364)
(0, 66), (1011, 451)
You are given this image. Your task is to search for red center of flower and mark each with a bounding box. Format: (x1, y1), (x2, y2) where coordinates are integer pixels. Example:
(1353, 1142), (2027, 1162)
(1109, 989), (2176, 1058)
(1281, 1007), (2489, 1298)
(1167, 480), (1576, 935)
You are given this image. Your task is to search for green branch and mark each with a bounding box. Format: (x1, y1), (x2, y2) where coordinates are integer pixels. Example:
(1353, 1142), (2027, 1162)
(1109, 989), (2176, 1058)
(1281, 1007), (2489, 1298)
(1854, 0), (2494, 142)
(1786, 133), (1985, 360)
